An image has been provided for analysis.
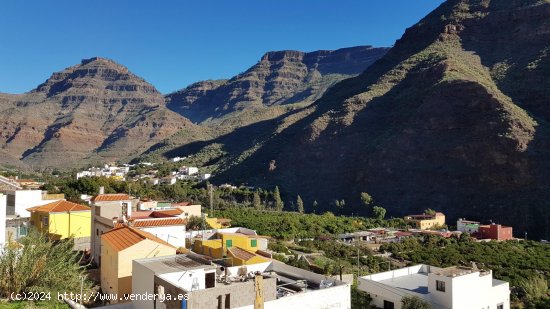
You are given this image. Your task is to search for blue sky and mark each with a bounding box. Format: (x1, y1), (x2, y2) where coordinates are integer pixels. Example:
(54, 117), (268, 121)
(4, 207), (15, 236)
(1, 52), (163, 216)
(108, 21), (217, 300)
(0, 0), (444, 94)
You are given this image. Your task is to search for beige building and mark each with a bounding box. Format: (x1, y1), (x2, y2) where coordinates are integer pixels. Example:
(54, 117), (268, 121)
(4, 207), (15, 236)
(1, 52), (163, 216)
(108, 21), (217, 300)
(100, 225), (176, 303)
(91, 193), (138, 265)
(405, 212), (446, 230)
(172, 202), (202, 219)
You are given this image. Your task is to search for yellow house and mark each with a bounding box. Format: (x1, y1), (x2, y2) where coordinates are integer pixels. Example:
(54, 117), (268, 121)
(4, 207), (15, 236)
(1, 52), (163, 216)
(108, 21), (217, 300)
(205, 217), (232, 229)
(404, 211), (446, 230)
(27, 200), (91, 240)
(101, 225), (176, 302)
(193, 232), (268, 265)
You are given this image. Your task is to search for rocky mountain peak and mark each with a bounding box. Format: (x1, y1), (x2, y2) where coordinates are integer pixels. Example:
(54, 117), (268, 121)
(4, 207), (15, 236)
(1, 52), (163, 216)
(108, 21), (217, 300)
(33, 56), (160, 98)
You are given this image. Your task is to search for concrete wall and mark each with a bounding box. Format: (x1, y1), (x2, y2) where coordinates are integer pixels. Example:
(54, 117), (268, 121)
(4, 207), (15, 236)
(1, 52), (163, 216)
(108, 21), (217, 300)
(132, 260), (156, 309)
(0, 194), (6, 248)
(236, 283), (351, 309)
(186, 277), (277, 309)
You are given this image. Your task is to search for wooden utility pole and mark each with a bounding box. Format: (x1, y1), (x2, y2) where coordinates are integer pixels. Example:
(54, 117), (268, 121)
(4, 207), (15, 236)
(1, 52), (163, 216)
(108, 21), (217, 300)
(254, 274), (264, 309)
(208, 183), (214, 216)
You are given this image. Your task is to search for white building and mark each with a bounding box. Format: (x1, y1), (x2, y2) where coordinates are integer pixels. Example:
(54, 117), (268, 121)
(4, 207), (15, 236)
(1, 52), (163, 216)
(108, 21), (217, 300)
(179, 166), (199, 176)
(133, 254), (350, 309)
(358, 264), (509, 309)
(456, 219), (480, 234)
(0, 193), (6, 248)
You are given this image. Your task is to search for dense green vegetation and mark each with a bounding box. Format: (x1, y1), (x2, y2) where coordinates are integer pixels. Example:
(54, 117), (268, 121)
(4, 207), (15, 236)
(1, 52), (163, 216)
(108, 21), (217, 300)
(214, 208), (405, 240)
(0, 230), (94, 307)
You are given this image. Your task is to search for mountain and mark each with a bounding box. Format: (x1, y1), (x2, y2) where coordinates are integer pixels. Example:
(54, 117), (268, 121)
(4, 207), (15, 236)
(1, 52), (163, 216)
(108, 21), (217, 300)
(167, 0), (550, 239)
(0, 57), (205, 168)
(165, 46), (389, 128)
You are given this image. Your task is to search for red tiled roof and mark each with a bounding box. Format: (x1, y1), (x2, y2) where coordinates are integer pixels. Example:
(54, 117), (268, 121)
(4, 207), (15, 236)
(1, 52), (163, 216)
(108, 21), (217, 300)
(92, 194), (132, 202)
(172, 202), (192, 206)
(27, 200), (90, 213)
(124, 218), (186, 228)
(227, 247), (257, 261)
(102, 225), (176, 251)
(151, 209), (184, 217)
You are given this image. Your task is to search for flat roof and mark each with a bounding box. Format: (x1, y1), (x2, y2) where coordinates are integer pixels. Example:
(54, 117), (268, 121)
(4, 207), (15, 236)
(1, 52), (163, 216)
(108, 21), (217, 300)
(378, 273), (429, 294)
(135, 254), (216, 274)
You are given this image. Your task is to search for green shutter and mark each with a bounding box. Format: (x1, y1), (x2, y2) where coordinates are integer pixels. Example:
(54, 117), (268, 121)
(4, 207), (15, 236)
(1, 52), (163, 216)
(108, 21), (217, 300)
(251, 239), (257, 248)
(226, 239), (232, 248)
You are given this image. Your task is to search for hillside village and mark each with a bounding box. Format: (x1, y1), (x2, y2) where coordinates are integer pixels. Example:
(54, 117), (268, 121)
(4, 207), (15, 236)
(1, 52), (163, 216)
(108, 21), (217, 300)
(0, 171), (535, 309)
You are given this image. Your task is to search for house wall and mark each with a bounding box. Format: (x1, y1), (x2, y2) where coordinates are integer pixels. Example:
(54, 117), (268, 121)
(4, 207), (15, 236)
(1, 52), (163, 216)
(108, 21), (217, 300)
(92, 216), (115, 266)
(116, 239), (176, 302)
(46, 211), (91, 239)
(101, 240), (120, 300)
(176, 204), (201, 218)
(102, 239), (175, 304)
(0, 194), (6, 247)
(359, 266), (509, 309)
(6, 190), (60, 218)
(446, 271), (509, 309)
(479, 225), (513, 241)
(141, 225), (186, 248)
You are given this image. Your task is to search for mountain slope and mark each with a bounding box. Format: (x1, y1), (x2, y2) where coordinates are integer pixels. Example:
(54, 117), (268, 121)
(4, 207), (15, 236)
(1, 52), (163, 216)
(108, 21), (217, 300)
(0, 57), (205, 167)
(144, 46), (388, 160)
(165, 46), (389, 128)
(209, 0), (550, 239)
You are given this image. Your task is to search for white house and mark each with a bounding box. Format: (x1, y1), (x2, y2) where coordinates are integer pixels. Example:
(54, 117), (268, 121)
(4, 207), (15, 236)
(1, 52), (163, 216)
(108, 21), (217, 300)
(133, 254), (350, 309)
(0, 193), (6, 248)
(456, 219), (480, 234)
(358, 264), (509, 309)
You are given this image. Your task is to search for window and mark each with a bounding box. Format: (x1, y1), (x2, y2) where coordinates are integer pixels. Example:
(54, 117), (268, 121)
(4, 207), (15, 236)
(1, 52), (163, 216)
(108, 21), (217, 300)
(42, 217), (49, 227)
(18, 225), (28, 237)
(96, 229), (99, 236)
(251, 239), (257, 248)
(226, 239), (232, 248)
(121, 202), (128, 216)
(497, 304), (504, 309)
(383, 300), (395, 309)
(436, 280), (446, 292)
(224, 294), (230, 309)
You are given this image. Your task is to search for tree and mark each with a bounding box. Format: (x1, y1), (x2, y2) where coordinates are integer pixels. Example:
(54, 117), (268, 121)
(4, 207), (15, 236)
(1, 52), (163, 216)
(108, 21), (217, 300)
(0, 230), (95, 301)
(401, 295), (431, 309)
(253, 191), (261, 210)
(361, 192), (373, 206)
(424, 208), (436, 215)
(297, 195), (304, 214)
(372, 206), (386, 220)
(312, 200), (318, 213)
(274, 186), (284, 211)
(518, 274), (548, 301)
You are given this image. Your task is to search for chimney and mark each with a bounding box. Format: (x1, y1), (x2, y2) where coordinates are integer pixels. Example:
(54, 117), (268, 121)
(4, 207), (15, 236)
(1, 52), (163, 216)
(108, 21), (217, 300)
(99, 186), (105, 195)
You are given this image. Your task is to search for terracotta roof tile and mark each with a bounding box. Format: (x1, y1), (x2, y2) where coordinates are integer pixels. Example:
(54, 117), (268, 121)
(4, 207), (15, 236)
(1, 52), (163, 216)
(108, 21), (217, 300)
(27, 200), (90, 213)
(227, 247), (258, 261)
(131, 218), (186, 227)
(92, 194), (132, 202)
(151, 209), (184, 217)
(101, 225), (176, 251)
